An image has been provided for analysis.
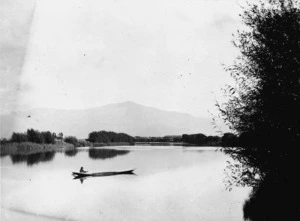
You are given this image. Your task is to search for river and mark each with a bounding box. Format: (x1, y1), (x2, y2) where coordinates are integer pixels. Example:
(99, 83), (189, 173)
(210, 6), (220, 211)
(1, 146), (251, 221)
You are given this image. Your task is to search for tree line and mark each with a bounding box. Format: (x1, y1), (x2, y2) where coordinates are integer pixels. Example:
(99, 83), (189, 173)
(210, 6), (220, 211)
(182, 133), (240, 146)
(4, 128), (240, 147)
(6, 129), (90, 147)
(135, 133), (239, 146)
(182, 134), (221, 146)
(10, 129), (57, 144)
(88, 131), (135, 144)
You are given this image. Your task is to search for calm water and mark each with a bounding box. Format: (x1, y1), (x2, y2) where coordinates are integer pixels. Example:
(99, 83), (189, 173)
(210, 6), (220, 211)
(1, 146), (250, 221)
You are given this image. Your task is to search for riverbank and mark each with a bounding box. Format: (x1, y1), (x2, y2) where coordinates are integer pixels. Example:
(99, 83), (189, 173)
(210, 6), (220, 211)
(0, 141), (220, 157)
(92, 142), (134, 147)
(0, 142), (75, 156)
(135, 142), (220, 146)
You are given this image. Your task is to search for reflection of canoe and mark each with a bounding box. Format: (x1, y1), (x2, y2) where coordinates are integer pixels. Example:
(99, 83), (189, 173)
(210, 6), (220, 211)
(72, 169), (135, 178)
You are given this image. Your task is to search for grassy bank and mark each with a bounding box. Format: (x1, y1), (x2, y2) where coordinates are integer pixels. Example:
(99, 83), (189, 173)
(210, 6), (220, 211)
(0, 142), (75, 156)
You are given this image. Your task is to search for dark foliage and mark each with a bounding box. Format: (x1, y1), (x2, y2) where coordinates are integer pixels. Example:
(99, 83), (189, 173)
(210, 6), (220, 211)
(221, 133), (239, 147)
(218, 0), (300, 220)
(88, 131), (134, 144)
(243, 176), (300, 220)
(219, 0), (300, 187)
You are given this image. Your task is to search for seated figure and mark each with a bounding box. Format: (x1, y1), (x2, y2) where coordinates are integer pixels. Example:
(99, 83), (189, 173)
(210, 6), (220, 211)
(80, 167), (88, 173)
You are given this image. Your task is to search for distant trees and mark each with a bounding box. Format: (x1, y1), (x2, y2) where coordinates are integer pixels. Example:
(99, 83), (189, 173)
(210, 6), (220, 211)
(8, 129), (135, 146)
(63, 136), (90, 147)
(42, 131), (54, 144)
(182, 134), (221, 146)
(10, 129), (56, 144)
(8, 129), (241, 147)
(11, 132), (28, 143)
(135, 133), (237, 146)
(134, 136), (182, 143)
(88, 131), (134, 144)
(182, 133), (207, 145)
(64, 136), (78, 146)
(206, 136), (222, 146)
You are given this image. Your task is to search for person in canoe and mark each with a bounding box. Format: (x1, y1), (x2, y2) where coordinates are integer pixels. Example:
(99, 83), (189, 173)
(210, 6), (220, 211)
(80, 167), (88, 173)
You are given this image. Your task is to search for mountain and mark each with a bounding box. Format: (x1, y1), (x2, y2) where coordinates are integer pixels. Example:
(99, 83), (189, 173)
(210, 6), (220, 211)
(0, 101), (221, 139)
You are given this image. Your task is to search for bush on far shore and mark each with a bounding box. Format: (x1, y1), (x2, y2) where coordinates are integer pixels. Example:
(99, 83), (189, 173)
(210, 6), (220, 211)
(64, 136), (91, 147)
(64, 136), (78, 146)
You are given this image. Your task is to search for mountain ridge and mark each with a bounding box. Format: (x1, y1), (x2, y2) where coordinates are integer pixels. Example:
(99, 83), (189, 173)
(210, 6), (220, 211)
(0, 101), (220, 139)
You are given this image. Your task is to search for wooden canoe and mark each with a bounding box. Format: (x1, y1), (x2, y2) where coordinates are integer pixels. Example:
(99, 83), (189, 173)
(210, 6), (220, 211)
(72, 169), (135, 178)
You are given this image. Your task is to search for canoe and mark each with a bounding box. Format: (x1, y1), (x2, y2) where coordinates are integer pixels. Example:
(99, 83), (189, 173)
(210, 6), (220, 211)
(72, 169), (135, 178)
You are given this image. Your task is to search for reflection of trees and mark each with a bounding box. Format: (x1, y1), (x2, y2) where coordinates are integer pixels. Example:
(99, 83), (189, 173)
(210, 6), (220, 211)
(10, 154), (28, 163)
(88, 148), (129, 160)
(10, 151), (55, 166)
(64, 149), (78, 157)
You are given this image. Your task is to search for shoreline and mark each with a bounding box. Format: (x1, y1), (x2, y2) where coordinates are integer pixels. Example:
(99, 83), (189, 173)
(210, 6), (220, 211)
(1, 141), (221, 156)
(0, 142), (75, 156)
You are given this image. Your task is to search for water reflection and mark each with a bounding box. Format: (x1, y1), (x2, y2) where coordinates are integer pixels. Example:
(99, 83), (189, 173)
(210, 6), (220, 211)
(64, 149), (78, 157)
(182, 149), (205, 154)
(88, 148), (130, 160)
(10, 151), (56, 166)
(1, 147), (249, 221)
(182, 147), (219, 154)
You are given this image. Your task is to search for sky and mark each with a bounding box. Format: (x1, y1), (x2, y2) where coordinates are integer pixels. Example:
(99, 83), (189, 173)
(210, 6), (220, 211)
(1, 0), (246, 118)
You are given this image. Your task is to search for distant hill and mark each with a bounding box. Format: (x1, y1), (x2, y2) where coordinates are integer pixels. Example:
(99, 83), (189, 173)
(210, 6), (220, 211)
(0, 101), (223, 139)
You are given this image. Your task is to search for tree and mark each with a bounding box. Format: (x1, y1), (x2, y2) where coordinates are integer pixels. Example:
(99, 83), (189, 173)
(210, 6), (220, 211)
(11, 132), (28, 143)
(42, 131), (55, 144)
(64, 136), (79, 147)
(27, 129), (44, 143)
(218, 0), (300, 187)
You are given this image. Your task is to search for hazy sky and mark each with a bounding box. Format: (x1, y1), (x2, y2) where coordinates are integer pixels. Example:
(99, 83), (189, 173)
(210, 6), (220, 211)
(1, 0), (246, 117)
